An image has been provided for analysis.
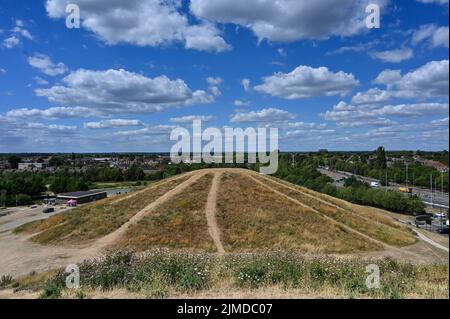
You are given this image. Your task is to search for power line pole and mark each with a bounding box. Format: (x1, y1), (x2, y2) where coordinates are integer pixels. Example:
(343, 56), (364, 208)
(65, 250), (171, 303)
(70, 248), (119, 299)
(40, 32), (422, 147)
(385, 170), (388, 192)
(435, 178), (438, 203)
(430, 174), (433, 206)
(405, 163), (409, 189)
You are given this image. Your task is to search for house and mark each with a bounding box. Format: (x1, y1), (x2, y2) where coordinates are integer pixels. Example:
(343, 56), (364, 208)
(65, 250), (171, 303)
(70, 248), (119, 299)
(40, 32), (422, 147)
(18, 162), (46, 170)
(423, 160), (449, 173)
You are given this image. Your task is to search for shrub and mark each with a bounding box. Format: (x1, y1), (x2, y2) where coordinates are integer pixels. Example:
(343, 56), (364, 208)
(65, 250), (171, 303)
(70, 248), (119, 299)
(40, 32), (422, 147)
(39, 252), (448, 299)
(80, 251), (134, 290)
(39, 283), (62, 299)
(225, 252), (304, 289)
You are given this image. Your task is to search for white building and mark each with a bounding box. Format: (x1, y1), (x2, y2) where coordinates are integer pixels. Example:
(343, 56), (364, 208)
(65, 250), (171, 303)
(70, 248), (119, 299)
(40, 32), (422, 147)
(18, 162), (45, 170)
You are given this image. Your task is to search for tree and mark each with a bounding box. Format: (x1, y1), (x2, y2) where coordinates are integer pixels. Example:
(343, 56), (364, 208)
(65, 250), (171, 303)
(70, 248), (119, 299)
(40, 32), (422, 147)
(15, 194), (32, 206)
(125, 165), (145, 181)
(376, 146), (387, 170)
(0, 190), (6, 208)
(7, 155), (21, 169)
(49, 156), (65, 167)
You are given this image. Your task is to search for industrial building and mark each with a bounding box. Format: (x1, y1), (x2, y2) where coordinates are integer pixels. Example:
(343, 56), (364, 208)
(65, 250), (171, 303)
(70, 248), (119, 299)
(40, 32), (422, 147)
(56, 190), (107, 205)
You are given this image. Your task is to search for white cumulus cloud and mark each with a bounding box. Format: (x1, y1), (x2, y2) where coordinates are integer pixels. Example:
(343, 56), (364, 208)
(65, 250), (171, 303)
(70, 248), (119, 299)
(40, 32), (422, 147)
(230, 107), (296, 123)
(45, 0), (230, 52)
(254, 65), (359, 99)
(374, 60), (449, 99)
(190, 0), (388, 43)
(35, 68), (215, 116)
(370, 48), (414, 63)
(84, 119), (144, 129)
(28, 54), (68, 76)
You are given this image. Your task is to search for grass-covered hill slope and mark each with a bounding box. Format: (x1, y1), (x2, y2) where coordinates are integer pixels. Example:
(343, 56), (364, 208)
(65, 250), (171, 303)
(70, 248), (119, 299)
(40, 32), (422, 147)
(15, 169), (417, 254)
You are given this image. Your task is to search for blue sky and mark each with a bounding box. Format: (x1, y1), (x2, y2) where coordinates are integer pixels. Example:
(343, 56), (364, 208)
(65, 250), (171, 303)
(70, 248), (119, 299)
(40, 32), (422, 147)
(0, 0), (448, 153)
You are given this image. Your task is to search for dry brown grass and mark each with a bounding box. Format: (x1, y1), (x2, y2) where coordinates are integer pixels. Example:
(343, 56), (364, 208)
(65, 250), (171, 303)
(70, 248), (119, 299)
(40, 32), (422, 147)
(216, 173), (381, 253)
(268, 176), (411, 230)
(14, 175), (191, 245)
(256, 175), (417, 247)
(115, 174), (216, 252)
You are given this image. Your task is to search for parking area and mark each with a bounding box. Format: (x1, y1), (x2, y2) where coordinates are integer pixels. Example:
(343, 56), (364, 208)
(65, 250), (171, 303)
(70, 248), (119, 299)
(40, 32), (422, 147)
(0, 204), (72, 233)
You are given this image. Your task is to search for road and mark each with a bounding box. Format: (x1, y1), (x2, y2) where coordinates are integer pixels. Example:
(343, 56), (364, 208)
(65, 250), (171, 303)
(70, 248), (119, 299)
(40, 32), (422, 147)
(0, 187), (137, 233)
(413, 229), (449, 252)
(0, 205), (73, 233)
(319, 168), (449, 208)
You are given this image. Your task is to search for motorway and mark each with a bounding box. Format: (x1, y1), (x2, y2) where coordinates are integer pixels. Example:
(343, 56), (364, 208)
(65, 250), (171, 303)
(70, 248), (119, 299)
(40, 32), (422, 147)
(318, 168), (449, 208)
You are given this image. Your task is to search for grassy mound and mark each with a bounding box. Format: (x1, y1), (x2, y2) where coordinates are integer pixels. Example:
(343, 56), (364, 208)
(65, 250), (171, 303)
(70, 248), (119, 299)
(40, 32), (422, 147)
(255, 175), (416, 247)
(217, 173), (382, 253)
(114, 174), (216, 252)
(13, 169), (418, 255)
(15, 175), (190, 244)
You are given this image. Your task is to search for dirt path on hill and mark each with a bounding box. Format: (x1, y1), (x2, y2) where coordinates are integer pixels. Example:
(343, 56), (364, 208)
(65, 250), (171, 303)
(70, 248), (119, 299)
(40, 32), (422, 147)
(249, 174), (445, 263)
(413, 229), (449, 252)
(257, 174), (411, 236)
(87, 171), (207, 253)
(0, 171), (206, 277)
(205, 172), (225, 255)
(248, 174), (388, 248)
(0, 231), (94, 278)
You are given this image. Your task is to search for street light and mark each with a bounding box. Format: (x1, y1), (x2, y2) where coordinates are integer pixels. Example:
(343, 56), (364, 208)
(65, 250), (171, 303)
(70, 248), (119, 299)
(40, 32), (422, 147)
(406, 163), (409, 189)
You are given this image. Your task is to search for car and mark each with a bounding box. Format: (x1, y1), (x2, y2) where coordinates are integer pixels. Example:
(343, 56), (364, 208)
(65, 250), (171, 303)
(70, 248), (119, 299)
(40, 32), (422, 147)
(370, 181), (381, 188)
(434, 213), (447, 219)
(398, 187), (413, 194)
(42, 207), (55, 214)
(439, 227), (449, 235)
(30, 205), (38, 209)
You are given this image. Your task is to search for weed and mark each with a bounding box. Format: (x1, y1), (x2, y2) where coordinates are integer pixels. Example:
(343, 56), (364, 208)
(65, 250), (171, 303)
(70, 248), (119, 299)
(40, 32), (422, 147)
(0, 274), (13, 288)
(38, 251), (448, 299)
(39, 282), (62, 299)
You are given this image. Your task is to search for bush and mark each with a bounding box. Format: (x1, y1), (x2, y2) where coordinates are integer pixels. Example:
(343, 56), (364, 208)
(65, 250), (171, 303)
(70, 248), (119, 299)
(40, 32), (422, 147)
(15, 194), (33, 206)
(39, 282), (62, 299)
(39, 252), (448, 299)
(225, 252), (304, 289)
(79, 251), (134, 290)
(336, 187), (425, 215)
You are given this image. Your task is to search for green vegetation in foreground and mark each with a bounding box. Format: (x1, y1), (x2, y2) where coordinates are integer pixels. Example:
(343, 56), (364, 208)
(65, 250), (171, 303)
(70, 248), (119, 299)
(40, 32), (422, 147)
(3, 251), (447, 299)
